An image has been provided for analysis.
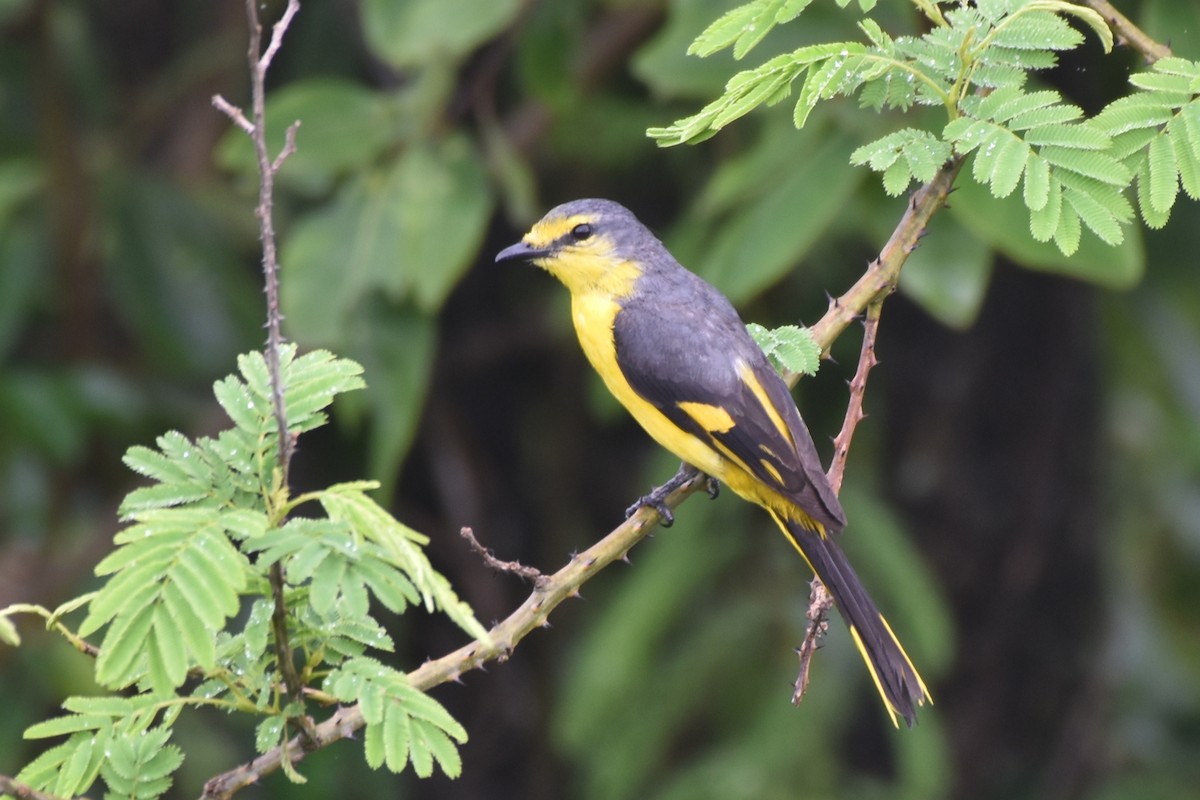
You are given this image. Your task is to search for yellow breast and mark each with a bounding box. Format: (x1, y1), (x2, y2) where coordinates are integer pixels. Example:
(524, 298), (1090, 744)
(570, 291), (732, 482)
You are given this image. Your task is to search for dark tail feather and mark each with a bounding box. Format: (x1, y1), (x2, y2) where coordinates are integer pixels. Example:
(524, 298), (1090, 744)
(771, 510), (930, 727)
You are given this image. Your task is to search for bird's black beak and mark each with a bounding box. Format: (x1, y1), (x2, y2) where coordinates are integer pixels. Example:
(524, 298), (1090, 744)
(495, 240), (548, 264)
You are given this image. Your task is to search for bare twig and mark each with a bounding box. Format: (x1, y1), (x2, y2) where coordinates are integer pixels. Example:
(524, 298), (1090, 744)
(210, 95), (253, 134)
(272, 122), (301, 173)
(2, 604), (101, 659)
(793, 299), (885, 706)
(259, 0), (301, 71)
(460, 527), (546, 585)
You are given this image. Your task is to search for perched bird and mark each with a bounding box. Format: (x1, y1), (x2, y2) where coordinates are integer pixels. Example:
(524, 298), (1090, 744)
(496, 198), (929, 726)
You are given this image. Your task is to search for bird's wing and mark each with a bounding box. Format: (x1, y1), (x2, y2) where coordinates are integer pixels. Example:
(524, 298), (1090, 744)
(613, 285), (845, 530)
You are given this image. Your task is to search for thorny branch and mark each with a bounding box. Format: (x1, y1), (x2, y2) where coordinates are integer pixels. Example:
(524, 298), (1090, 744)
(793, 299), (886, 706)
(211, 0), (309, 739)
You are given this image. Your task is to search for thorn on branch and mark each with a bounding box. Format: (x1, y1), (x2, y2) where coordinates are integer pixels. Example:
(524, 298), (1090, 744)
(460, 527), (545, 584)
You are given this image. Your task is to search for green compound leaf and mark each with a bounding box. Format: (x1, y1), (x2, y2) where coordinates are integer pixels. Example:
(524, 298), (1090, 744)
(1094, 57), (1200, 227)
(15, 728), (111, 800)
(946, 84), (1140, 254)
(99, 726), (183, 800)
(326, 657), (468, 778)
(316, 484), (487, 641)
(850, 128), (953, 195)
(80, 510), (251, 693)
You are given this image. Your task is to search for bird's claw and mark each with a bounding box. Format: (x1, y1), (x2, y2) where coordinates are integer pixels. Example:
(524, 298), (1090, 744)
(624, 463), (718, 528)
(626, 488), (676, 527)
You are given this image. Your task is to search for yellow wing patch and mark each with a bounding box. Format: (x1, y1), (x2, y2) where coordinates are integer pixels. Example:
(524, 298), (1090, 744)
(677, 401), (736, 434)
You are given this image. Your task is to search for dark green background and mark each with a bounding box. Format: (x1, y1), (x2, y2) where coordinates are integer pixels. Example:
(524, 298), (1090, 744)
(1, 1), (1199, 798)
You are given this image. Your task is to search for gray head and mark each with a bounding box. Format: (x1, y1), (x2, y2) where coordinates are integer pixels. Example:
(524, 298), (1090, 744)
(495, 198), (670, 291)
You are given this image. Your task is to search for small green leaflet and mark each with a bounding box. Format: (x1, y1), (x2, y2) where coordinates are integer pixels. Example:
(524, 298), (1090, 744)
(746, 323), (821, 377)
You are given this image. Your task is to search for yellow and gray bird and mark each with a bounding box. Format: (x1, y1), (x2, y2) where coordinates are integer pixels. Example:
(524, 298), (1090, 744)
(496, 198), (929, 726)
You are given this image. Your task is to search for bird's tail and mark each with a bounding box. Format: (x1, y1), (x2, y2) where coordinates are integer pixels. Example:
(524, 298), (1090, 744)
(770, 509), (931, 727)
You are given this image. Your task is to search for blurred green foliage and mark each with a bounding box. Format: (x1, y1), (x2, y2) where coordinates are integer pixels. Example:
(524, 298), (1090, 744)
(1, 0), (1200, 798)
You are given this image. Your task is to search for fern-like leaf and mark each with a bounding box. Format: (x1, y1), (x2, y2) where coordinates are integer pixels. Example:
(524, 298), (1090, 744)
(1095, 57), (1200, 227)
(99, 726), (183, 800)
(652, 0), (1114, 154)
(247, 515), (419, 622)
(688, 0), (817, 59)
(947, 85), (1135, 254)
(850, 128), (953, 195)
(326, 657), (468, 778)
(316, 484), (488, 641)
(78, 509), (251, 693)
(23, 734), (105, 798)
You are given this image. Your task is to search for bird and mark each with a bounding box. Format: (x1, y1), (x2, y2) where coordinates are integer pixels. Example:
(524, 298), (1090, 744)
(496, 198), (929, 727)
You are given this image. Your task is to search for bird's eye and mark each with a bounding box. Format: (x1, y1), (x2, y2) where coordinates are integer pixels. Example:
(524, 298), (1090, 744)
(571, 223), (593, 241)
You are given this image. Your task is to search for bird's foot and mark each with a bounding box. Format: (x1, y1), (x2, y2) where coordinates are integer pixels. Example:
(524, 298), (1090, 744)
(625, 463), (717, 528)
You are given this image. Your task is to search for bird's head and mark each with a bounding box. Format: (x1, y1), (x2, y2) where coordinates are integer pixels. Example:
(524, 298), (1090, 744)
(495, 199), (648, 295)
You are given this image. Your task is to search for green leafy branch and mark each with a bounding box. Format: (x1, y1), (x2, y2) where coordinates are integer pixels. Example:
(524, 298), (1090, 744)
(1, 348), (486, 800)
(651, 0), (1199, 255)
